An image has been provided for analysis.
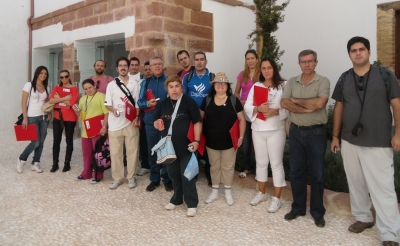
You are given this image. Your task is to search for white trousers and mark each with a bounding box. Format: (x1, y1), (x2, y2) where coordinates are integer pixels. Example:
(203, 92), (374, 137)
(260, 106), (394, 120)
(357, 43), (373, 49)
(252, 128), (286, 187)
(342, 140), (400, 243)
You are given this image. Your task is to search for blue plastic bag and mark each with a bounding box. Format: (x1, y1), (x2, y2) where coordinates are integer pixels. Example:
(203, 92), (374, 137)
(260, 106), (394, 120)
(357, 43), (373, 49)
(184, 153), (199, 181)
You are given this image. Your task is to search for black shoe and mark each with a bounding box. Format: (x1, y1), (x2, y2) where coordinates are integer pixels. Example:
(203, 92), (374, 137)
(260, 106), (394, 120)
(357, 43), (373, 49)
(50, 165), (59, 173)
(314, 217), (325, 228)
(77, 176), (84, 180)
(284, 211), (306, 221)
(62, 164), (70, 172)
(164, 183), (173, 192)
(146, 182), (160, 192)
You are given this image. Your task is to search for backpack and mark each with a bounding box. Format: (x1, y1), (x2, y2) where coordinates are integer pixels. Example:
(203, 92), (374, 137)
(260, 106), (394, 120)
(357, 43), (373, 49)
(187, 71), (215, 83)
(91, 135), (111, 179)
(338, 66), (392, 102)
(205, 94), (237, 112)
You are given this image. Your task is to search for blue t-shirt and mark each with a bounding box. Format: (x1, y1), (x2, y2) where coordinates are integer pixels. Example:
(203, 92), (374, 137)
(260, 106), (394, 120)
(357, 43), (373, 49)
(182, 69), (213, 107)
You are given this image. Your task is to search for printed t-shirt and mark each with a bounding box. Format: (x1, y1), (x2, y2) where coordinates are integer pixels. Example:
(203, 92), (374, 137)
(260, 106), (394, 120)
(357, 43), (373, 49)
(182, 69), (212, 107)
(78, 92), (108, 138)
(50, 85), (79, 122)
(23, 82), (48, 117)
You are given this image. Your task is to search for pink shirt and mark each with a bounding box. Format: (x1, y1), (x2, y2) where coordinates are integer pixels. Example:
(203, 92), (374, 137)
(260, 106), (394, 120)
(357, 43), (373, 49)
(236, 71), (255, 100)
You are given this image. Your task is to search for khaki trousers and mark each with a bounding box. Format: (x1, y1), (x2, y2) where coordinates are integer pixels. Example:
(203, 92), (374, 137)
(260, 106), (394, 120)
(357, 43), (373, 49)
(108, 124), (139, 181)
(207, 147), (236, 186)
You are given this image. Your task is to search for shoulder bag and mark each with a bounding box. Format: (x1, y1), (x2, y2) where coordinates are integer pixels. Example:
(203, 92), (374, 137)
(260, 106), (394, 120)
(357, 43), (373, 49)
(16, 84), (33, 125)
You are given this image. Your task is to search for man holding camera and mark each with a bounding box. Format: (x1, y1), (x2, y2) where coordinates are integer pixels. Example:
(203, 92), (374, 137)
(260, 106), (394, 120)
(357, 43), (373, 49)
(331, 37), (400, 246)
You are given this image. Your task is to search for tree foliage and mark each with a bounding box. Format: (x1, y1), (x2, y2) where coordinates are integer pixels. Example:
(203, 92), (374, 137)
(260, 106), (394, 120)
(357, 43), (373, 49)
(249, 0), (290, 70)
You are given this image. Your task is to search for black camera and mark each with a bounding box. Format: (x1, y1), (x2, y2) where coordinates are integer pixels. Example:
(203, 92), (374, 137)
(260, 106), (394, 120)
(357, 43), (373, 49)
(352, 122), (363, 136)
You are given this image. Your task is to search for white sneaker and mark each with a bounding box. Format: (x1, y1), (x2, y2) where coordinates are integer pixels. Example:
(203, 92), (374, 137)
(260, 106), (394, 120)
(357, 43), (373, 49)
(205, 189), (219, 204)
(109, 180), (123, 190)
(249, 191), (268, 206)
(128, 178), (137, 189)
(187, 208), (197, 217)
(225, 189), (234, 206)
(16, 158), (26, 174)
(137, 168), (150, 176)
(31, 162), (43, 173)
(165, 203), (176, 210)
(268, 196), (282, 213)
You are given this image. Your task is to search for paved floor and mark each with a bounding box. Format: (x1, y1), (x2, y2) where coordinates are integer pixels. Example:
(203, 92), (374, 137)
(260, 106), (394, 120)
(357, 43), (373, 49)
(1, 129), (381, 245)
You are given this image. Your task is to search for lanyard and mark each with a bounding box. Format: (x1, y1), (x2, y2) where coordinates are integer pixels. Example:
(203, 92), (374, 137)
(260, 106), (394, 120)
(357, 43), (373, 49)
(352, 66), (371, 121)
(85, 92), (97, 112)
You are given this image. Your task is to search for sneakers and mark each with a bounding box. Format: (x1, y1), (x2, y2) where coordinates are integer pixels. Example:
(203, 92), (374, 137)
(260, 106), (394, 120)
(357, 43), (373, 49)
(128, 178), (137, 189)
(348, 221), (374, 233)
(250, 191), (268, 206)
(165, 203), (176, 210)
(31, 162), (43, 173)
(164, 183), (173, 192)
(225, 188), (234, 206)
(91, 179), (100, 184)
(146, 182), (160, 192)
(109, 180), (123, 190)
(16, 158), (26, 174)
(187, 208), (197, 217)
(205, 189), (219, 204)
(268, 196), (282, 213)
(77, 176), (85, 180)
(137, 168), (150, 176)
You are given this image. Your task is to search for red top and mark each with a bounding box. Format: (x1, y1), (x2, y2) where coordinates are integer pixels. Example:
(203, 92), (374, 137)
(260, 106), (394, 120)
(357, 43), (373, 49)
(50, 85), (79, 122)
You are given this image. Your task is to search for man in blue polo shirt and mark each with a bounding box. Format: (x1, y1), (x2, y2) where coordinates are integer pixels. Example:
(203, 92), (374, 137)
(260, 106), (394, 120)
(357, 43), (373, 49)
(182, 51), (214, 185)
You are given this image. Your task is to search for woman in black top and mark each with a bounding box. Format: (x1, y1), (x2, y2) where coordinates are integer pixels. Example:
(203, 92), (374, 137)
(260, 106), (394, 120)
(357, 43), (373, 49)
(200, 72), (246, 206)
(154, 75), (202, 217)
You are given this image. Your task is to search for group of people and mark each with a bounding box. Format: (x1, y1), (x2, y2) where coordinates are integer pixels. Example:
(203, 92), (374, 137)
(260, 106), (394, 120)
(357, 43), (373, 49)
(16, 36), (400, 245)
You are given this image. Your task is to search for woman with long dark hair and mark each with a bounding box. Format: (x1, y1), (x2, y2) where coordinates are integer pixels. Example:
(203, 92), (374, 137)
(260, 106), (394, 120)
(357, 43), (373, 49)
(234, 49), (260, 178)
(49, 70), (79, 172)
(244, 57), (288, 212)
(17, 66), (51, 173)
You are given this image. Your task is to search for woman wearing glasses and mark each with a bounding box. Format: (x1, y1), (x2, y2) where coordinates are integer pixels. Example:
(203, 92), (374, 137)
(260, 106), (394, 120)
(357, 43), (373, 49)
(49, 70), (79, 173)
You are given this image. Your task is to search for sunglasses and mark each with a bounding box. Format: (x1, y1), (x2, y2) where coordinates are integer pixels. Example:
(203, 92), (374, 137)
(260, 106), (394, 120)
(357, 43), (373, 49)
(96, 80), (100, 89)
(357, 76), (364, 91)
(59, 75), (69, 79)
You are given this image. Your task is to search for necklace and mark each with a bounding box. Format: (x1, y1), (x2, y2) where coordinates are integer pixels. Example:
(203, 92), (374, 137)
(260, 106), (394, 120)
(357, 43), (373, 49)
(216, 95), (227, 99)
(85, 92), (97, 111)
(170, 98), (177, 108)
(36, 84), (43, 88)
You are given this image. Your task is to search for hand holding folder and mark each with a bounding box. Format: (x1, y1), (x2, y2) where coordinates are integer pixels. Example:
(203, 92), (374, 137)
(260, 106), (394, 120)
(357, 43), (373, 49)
(84, 115), (104, 138)
(229, 119), (240, 150)
(187, 123), (205, 156)
(253, 86), (269, 121)
(14, 124), (38, 141)
(144, 89), (155, 112)
(125, 102), (137, 122)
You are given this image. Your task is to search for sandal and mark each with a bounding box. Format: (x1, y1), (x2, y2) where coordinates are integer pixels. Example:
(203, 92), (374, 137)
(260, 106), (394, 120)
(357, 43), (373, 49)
(239, 172), (247, 178)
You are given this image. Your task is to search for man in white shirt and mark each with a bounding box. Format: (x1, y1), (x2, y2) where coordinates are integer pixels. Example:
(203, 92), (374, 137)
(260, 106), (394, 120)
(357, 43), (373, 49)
(105, 57), (140, 190)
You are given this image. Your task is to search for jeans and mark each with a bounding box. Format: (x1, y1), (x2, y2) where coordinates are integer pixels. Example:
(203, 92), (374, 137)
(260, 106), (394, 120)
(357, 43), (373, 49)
(145, 124), (171, 184)
(289, 124), (327, 218)
(241, 121), (253, 171)
(19, 115), (49, 163)
(167, 154), (198, 208)
(53, 118), (76, 154)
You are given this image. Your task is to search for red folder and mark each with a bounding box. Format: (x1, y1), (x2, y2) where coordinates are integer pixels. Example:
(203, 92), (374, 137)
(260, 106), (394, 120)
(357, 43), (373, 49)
(253, 86), (269, 121)
(54, 86), (71, 109)
(83, 114), (104, 138)
(229, 119), (240, 150)
(187, 122), (206, 156)
(14, 124), (38, 141)
(125, 102), (137, 122)
(144, 89), (155, 112)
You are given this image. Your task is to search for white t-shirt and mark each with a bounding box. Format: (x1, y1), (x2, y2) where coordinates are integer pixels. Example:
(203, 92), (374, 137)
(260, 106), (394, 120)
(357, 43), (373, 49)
(105, 77), (140, 131)
(23, 82), (48, 117)
(244, 82), (288, 131)
(128, 72), (142, 83)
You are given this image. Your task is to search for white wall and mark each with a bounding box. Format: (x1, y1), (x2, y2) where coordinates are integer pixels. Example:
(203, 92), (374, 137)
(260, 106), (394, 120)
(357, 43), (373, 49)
(203, 0), (256, 84)
(34, 0), (82, 17)
(0, 0), (30, 129)
(274, 0), (391, 103)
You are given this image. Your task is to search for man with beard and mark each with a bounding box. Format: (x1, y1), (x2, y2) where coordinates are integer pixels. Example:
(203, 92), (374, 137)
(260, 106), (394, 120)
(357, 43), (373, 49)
(91, 60), (113, 94)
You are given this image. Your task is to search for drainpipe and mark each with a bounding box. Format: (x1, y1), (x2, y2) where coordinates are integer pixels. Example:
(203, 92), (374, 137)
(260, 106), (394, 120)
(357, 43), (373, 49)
(27, 0), (34, 80)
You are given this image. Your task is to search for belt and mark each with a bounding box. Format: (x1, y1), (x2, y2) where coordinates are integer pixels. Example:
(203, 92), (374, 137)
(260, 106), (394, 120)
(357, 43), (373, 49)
(291, 123), (324, 130)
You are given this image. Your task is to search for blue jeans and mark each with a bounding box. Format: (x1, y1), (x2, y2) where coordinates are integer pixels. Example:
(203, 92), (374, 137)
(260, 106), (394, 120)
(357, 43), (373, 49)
(289, 124), (327, 218)
(241, 121), (254, 171)
(145, 124), (171, 184)
(19, 115), (49, 163)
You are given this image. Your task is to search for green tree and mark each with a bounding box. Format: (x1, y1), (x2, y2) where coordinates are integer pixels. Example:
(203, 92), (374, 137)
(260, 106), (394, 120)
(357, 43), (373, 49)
(249, 0), (290, 70)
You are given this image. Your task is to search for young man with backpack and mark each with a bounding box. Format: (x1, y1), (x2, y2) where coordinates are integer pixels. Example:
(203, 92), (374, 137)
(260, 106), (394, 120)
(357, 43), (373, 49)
(331, 36), (400, 246)
(182, 51), (215, 185)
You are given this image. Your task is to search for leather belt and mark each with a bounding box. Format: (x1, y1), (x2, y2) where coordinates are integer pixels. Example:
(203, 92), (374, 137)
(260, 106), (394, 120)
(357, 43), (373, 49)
(291, 123), (324, 130)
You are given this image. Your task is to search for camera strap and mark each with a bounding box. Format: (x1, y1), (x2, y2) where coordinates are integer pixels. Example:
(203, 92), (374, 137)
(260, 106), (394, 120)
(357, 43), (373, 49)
(352, 66), (371, 121)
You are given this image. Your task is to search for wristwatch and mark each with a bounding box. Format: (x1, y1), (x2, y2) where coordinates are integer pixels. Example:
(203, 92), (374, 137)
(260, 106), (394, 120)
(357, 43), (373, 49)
(194, 140), (201, 144)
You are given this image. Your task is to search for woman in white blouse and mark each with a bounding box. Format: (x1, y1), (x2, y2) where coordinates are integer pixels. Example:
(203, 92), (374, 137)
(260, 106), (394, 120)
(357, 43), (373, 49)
(244, 57), (288, 212)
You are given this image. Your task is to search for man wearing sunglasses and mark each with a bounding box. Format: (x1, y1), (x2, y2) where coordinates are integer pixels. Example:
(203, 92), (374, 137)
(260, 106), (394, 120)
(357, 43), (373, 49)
(331, 37), (400, 246)
(90, 60), (113, 94)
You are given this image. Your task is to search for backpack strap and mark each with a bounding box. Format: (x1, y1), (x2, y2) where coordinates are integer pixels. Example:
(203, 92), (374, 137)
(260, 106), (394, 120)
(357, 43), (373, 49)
(205, 94), (237, 113)
(378, 66), (392, 101)
(140, 73), (144, 80)
(209, 72), (215, 82)
(145, 77), (151, 90)
(186, 70), (194, 83)
(338, 69), (351, 103)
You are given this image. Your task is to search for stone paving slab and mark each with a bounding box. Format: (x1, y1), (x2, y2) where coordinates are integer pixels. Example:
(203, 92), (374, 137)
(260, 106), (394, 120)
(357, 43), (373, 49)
(0, 129), (381, 245)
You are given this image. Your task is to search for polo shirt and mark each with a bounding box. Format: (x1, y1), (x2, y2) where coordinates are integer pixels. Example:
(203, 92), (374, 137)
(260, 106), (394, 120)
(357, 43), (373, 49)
(282, 72), (330, 126)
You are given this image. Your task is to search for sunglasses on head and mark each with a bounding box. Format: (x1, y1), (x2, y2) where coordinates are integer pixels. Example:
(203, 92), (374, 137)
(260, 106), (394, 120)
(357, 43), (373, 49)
(59, 75), (69, 79)
(357, 76), (364, 91)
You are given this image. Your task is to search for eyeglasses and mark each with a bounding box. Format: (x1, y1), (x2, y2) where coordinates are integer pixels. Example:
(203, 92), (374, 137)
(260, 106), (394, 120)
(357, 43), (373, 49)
(151, 63), (163, 66)
(215, 82), (227, 86)
(357, 76), (364, 91)
(299, 60), (315, 65)
(96, 80), (100, 89)
(59, 75), (69, 79)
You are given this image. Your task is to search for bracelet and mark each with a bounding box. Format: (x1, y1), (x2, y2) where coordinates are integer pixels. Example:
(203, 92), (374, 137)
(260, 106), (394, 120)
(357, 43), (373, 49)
(194, 140), (200, 144)
(147, 101), (151, 107)
(239, 137), (244, 139)
(102, 126), (107, 129)
(275, 109), (279, 115)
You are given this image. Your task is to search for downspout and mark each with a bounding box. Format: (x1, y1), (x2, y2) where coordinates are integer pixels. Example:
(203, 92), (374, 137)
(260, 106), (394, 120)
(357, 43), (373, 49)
(27, 0), (34, 80)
